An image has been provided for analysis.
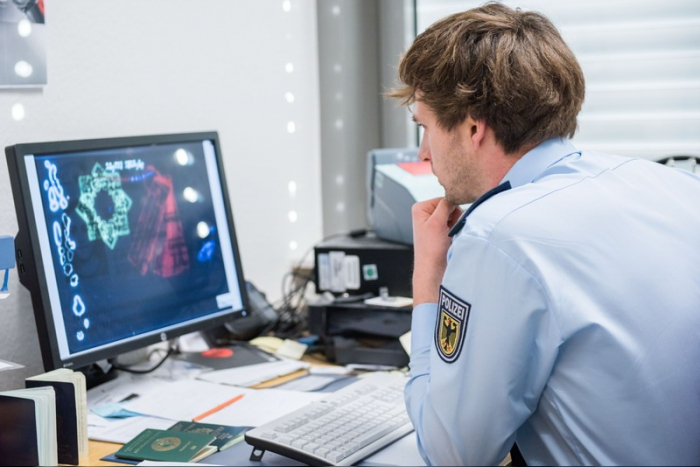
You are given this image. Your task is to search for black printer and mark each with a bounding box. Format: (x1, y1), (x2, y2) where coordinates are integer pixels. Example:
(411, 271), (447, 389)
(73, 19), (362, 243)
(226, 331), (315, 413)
(311, 233), (413, 367)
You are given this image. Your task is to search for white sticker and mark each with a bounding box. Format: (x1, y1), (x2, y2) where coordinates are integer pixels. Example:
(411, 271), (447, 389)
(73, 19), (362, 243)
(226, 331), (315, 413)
(317, 253), (330, 291)
(216, 292), (234, 308)
(329, 251), (346, 292)
(344, 255), (361, 290)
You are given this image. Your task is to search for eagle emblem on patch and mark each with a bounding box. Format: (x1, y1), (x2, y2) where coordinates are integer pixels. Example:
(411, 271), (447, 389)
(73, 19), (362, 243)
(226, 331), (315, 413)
(435, 286), (470, 363)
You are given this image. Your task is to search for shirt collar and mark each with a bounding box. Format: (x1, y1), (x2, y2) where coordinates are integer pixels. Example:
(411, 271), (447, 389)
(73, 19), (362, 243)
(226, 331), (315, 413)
(500, 137), (579, 189)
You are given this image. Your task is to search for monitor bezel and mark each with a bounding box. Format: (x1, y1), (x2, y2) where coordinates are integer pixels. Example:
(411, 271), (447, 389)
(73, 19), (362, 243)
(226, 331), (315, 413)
(5, 131), (250, 371)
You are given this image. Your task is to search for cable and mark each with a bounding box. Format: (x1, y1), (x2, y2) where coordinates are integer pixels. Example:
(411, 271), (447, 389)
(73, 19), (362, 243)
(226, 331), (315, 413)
(271, 229), (370, 339)
(111, 345), (176, 374)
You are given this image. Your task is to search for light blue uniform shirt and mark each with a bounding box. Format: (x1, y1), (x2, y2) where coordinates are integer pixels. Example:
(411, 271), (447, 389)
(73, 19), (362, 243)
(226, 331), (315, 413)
(406, 138), (700, 466)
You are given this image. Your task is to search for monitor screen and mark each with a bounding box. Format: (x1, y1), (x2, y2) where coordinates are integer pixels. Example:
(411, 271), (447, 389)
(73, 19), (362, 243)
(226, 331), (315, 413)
(5, 132), (248, 372)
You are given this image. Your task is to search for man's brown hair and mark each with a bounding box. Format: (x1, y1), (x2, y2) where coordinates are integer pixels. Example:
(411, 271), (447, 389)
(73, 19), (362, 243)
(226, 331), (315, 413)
(388, 2), (585, 154)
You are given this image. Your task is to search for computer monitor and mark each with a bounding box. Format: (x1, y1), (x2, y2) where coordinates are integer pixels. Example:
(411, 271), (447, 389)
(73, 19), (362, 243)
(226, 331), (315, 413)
(5, 132), (249, 377)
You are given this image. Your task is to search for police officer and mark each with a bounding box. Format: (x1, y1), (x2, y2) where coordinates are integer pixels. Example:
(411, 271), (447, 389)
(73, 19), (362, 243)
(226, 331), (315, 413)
(388, 3), (700, 465)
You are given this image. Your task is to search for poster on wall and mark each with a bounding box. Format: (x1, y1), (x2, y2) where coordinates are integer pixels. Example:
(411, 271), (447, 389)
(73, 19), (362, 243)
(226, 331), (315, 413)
(0, 0), (46, 87)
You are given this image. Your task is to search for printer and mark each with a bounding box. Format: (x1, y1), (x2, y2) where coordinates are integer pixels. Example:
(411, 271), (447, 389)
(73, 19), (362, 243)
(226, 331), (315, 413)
(367, 147), (446, 244)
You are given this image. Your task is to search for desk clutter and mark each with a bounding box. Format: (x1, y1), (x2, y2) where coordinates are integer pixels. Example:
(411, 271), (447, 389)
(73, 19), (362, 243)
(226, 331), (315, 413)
(78, 338), (423, 466)
(0, 338), (420, 466)
(0, 368), (87, 466)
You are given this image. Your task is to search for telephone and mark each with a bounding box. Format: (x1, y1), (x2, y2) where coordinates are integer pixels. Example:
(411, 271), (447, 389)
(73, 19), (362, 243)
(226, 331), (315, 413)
(202, 281), (278, 344)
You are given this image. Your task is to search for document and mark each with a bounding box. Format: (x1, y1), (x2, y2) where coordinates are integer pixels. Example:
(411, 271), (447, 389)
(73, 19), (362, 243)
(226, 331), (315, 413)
(196, 359), (310, 387)
(88, 413), (175, 444)
(123, 379), (250, 422)
(0, 386), (58, 466)
(26, 368), (88, 463)
(200, 388), (322, 427)
(87, 374), (166, 411)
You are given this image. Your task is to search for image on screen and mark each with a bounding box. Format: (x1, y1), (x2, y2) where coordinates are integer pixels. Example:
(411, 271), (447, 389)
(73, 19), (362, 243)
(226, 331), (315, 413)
(23, 138), (243, 362)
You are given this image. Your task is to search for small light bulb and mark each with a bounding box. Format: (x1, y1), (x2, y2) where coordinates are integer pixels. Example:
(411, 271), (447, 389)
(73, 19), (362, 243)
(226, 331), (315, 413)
(288, 181), (297, 196)
(335, 119), (344, 130)
(282, 0), (291, 12)
(288, 210), (298, 223)
(336, 175), (344, 186)
(285, 92), (295, 103)
(289, 241), (298, 251)
(287, 121), (296, 134)
(332, 5), (341, 15)
(286, 63), (294, 73)
(336, 202), (345, 212)
(12, 103), (25, 121)
(17, 19), (32, 37)
(334, 64), (342, 73)
(14, 60), (33, 78)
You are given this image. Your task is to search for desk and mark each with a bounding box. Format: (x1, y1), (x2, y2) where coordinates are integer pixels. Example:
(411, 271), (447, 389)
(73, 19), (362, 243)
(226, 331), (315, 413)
(81, 354), (332, 466)
(80, 354), (507, 466)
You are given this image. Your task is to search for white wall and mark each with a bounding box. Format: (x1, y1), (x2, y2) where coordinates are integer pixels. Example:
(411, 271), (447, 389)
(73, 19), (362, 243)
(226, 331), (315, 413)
(0, 0), (322, 390)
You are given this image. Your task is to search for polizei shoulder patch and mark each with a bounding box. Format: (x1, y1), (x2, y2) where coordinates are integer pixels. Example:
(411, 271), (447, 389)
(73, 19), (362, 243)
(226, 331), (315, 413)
(434, 286), (471, 363)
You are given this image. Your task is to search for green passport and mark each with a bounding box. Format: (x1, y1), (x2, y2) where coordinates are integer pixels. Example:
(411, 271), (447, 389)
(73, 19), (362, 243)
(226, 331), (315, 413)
(115, 428), (217, 463)
(168, 420), (250, 451)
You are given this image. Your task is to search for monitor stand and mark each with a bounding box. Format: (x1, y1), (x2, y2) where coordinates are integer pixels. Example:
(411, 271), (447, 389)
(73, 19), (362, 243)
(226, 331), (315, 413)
(79, 360), (119, 390)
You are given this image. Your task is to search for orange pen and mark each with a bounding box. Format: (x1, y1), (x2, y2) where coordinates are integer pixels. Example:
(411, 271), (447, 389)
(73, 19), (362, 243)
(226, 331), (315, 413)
(193, 394), (245, 422)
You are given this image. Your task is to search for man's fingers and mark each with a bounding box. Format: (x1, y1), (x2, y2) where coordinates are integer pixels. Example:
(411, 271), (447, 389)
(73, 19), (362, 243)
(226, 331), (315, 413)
(413, 197), (443, 216)
(433, 199), (463, 226)
(447, 205), (464, 228)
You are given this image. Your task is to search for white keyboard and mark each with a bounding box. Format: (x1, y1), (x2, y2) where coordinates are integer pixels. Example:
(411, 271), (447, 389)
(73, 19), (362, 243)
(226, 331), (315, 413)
(245, 373), (414, 466)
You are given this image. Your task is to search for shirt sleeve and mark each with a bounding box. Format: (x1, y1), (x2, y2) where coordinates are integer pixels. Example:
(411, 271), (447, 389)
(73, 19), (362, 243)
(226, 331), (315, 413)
(405, 234), (562, 466)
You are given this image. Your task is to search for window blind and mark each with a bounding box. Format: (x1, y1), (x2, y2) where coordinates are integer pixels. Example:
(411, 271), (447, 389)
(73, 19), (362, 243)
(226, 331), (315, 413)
(416, 0), (700, 160)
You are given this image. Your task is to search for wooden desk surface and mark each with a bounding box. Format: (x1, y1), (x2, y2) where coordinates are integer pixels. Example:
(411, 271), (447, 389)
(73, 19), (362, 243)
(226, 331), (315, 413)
(81, 355), (329, 466)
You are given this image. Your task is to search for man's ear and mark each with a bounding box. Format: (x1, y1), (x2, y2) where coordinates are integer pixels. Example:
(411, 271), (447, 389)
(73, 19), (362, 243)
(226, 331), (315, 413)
(465, 115), (488, 149)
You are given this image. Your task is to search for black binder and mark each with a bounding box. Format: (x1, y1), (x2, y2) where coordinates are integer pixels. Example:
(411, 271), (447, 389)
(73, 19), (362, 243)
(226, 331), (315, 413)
(0, 395), (40, 466)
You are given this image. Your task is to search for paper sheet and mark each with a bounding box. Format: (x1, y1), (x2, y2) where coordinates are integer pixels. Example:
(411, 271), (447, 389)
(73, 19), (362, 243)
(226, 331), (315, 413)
(196, 360), (310, 387)
(123, 379), (251, 421)
(87, 374), (166, 410)
(88, 413), (174, 443)
(200, 388), (322, 427)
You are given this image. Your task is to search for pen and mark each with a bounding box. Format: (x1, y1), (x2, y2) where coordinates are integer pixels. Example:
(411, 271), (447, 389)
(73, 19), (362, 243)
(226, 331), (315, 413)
(193, 394), (244, 422)
(119, 393), (140, 403)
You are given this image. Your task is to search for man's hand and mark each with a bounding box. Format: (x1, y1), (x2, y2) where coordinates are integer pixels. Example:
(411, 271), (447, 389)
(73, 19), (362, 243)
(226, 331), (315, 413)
(412, 197), (463, 305)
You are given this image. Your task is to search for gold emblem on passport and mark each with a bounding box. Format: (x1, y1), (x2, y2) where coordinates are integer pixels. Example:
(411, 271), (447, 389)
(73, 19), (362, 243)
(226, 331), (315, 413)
(434, 287), (470, 363)
(152, 436), (181, 451)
